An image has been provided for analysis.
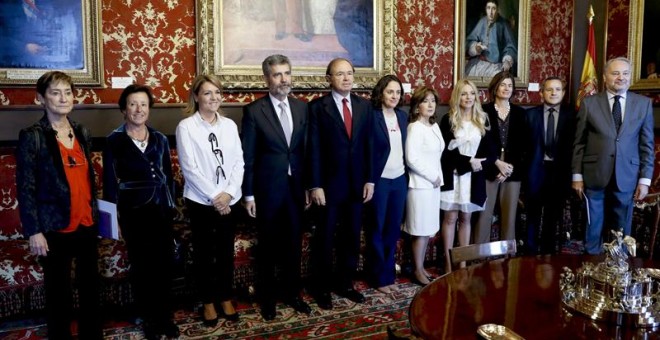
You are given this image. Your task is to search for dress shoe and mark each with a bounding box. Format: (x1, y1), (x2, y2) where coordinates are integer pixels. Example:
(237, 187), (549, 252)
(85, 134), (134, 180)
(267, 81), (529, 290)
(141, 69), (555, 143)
(336, 289), (365, 303)
(285, 297), (312, 314)
(260, 301), (276, 321)
(159, 320), (180, 338)
(411, 276), (428, 287)
(219, 308), (240, 322)
(142, 321), (161, 340)
(315, 292), (333, 310)
(198, 306), (218, 327)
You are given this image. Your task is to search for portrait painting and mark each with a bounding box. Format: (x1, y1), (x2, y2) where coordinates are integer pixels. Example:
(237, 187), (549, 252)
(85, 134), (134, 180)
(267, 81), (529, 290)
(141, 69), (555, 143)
(197, 0), (395, 89)
(0, 0), (103, 86)
(454, 0), (530, 87)
(628, 0), (660, 90)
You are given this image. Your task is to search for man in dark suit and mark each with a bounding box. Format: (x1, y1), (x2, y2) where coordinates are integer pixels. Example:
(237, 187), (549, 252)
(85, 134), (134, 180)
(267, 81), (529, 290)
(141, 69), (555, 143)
(523, 77), (575, 254)
(308, 58), (374, 309)
(572, 57), (655, 254)
(242, 54), (312, 320)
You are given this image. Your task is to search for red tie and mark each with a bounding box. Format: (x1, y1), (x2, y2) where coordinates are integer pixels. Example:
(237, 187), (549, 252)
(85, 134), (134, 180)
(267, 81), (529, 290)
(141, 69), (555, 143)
(342, 98), (352, 139)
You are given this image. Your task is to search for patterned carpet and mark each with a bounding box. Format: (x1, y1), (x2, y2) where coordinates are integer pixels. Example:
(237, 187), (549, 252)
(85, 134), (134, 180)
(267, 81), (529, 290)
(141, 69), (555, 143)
(0, 281), (420, 339)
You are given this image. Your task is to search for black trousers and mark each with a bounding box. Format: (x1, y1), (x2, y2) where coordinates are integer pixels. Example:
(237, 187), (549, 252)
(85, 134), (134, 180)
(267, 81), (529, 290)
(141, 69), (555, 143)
(120, 203), (174, 325)
(186, 199), (236, 303)
(256, 177), (304, 304)
(526, 161), (566, 254)
(312, 196), (363, 292)
(43, 226), (102, 340)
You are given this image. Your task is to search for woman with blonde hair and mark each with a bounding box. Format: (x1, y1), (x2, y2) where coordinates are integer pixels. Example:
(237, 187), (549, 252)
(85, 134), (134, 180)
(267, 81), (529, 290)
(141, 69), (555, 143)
(439, 79), (492, 273)
(403, 86), (444, 286)
(176, 75), (244, 326)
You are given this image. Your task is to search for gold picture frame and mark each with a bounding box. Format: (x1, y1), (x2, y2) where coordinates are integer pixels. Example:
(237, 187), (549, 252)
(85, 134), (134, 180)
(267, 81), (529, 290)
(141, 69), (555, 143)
(0, 0), (103, 87)
(453, 0), (530, 88)
(196, 0), (395, 90)
(628, 0), (660, 90)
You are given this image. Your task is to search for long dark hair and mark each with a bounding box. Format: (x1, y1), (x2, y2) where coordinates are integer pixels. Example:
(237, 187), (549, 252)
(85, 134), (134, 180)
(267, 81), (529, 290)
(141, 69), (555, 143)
(371, 75), (403, 108)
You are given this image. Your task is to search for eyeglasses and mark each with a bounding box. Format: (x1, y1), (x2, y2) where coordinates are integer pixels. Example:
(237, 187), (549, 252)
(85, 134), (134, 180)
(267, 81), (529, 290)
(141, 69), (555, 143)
(65, 155), (87, 168)
(208, 133), (226, 184)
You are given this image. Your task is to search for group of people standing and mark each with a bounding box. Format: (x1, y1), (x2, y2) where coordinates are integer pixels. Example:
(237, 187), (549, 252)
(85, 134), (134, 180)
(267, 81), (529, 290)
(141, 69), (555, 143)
(15, 55), (654, 339)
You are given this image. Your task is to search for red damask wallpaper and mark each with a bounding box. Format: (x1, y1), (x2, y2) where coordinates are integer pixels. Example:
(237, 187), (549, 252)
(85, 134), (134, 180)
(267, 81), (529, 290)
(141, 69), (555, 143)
(606, 0), (630, 59)
(0, 0), (575, 106)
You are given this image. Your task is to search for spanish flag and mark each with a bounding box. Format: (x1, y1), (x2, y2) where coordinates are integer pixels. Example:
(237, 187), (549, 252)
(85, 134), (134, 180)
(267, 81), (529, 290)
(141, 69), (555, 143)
(576, 5), (598, 110)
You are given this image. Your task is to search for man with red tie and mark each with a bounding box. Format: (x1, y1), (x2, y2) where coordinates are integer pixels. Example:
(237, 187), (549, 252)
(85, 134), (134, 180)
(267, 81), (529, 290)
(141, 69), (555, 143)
(308, 58), (374, 309)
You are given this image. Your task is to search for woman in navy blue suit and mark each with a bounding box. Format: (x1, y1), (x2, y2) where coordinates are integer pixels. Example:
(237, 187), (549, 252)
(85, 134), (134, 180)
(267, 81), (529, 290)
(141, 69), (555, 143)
(367, 75), (408, 294)
(103, 85), (179, 339)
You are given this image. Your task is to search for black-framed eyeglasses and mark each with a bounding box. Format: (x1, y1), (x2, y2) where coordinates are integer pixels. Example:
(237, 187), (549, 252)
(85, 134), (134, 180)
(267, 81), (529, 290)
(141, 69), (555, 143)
(208, 133), (226, 184)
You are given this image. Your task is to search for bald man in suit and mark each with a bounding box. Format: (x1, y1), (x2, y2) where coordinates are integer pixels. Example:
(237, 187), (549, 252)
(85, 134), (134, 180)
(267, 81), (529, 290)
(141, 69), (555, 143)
(242, 54), (311, 320)
(572, 57), (655, 254)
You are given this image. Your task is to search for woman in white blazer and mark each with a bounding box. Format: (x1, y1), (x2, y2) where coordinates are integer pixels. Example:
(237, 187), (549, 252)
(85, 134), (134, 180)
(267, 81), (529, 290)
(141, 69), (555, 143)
(403, 86), (444, 286)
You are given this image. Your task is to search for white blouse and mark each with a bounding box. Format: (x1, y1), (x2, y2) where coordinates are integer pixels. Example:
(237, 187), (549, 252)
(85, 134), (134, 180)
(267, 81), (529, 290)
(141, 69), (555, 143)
(175, 112), (244, 206)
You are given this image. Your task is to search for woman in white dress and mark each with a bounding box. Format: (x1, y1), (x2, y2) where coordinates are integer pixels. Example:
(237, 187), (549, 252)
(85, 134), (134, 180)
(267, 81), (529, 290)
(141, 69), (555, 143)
(403, 86), (444, 285)
(439, 79), (492, 273)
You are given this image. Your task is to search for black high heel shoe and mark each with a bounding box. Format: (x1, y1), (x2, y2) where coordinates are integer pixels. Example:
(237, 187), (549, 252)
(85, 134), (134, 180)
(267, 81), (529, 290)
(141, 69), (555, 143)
(199, 306), (219, 327)
(219, 308), (240, 322)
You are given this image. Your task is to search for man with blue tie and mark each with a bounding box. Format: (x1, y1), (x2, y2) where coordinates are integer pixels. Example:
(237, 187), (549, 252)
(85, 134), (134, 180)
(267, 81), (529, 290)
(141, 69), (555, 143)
(572, 57), (655, 254)
(308, 58), (374, 309)
(524, 77), (575, 254)
(242, 54), (312, 320)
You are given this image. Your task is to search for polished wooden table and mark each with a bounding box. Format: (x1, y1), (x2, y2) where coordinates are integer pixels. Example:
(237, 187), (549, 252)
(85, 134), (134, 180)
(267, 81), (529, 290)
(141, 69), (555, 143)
(409, 255), (660, 339)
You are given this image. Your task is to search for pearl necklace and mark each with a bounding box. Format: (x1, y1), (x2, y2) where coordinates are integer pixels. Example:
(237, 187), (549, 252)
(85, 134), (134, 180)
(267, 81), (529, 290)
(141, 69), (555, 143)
(494, 102), (510, 121)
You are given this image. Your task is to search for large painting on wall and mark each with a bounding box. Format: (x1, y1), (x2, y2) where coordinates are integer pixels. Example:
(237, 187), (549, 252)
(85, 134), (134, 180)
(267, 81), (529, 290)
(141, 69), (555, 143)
(0, 0), (103, 86)
(196, 0), (395, 90)
(628, 0), (660, 90)
(454, 0), (530, 87)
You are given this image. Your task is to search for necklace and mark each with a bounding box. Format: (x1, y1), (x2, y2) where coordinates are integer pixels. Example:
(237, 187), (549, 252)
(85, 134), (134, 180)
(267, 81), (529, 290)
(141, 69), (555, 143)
(385, 114), (399, 132)
(494, 102), (510, 120)
(130, 129), (149, 148)
(55, 128), (73, 143)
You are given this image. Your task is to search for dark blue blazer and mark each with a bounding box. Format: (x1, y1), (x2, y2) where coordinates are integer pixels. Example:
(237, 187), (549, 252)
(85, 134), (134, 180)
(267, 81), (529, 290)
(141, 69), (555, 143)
(241, 95), (308, 216)
(372, 108), (408, 179)
(307, 93), (374, 203)
(523, 105), (575, 195)
(102, 124), (174, 211)
(16, 115), (99, 237)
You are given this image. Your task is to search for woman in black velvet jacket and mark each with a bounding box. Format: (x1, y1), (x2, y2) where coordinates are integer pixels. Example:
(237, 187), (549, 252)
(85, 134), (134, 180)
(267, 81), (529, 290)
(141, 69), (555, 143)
(16, 71), (102, 340)
(102, 84), (179, 339)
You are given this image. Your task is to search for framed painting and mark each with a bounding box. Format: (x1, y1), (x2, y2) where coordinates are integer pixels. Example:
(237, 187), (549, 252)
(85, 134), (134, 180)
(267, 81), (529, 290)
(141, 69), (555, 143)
(453, 0), (530, 87)
(628, 0), (660, 90)
(0, 0), (103, 86)
(196, 0), (395, 90)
